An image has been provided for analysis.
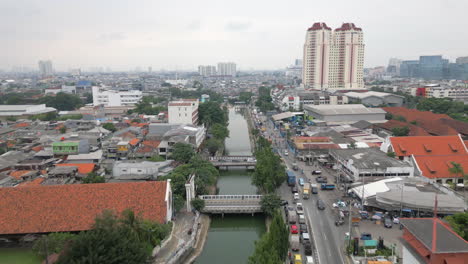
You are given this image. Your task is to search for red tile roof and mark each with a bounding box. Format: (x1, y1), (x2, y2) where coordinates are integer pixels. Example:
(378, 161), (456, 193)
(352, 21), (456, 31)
(9, 170), (32, 180)
(129, 138), (140, 146)
(0, 181), (168, 234)
(13, 123), (30, 128)
(375, 120), (431, 136)
(142, 140), (161, 148)
(31, 146), (44, 152)
(56, 163), (96, 174)
(136, 146), (155, 153)
(17, 177), (45, 187)
(414, 155), (468, 179)
(390, 136), (468, 157)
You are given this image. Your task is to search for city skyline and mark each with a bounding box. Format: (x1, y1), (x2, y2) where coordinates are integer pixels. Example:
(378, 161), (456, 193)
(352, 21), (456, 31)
(1, 0), (468, 71)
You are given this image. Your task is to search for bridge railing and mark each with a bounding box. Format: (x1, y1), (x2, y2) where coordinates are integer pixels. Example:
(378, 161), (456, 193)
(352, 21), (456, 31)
(199, 195), (262, 200)
(209, 156), (255, 161)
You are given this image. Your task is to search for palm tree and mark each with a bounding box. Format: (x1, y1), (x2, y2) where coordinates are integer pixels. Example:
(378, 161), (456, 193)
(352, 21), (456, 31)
(449, 162), (467, 203)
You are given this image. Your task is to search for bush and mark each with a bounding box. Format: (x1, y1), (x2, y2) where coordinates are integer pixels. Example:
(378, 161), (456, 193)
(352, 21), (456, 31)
(32, 232), (76, 259)
(191, 198), (205, 211)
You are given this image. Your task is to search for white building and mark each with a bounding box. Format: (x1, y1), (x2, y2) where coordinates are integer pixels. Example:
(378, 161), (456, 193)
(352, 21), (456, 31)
(0, 104), (57, 121)
(302, 22), (364, 90)
(168, 99), (199, 125)
(278, 93), (348, 111)
(198, 65), (217, 77)
(38, 60), (53, 77)
(92, 87), (142, 107)
(45, 85), (77, 95)
(425, 85), (468, 102)
(217, 62), (237, 77)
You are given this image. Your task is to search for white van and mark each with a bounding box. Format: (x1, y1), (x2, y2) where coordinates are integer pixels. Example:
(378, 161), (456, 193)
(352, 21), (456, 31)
(306, 256), (314, 264)
(299, 215), (306, 224)
(301, 233), (310, 244)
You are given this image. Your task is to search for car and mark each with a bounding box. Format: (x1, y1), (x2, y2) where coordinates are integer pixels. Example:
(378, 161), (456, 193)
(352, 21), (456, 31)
(280, 200), (289, 206)
(298, 178), (305, 186)
(384, 217), (393, 228)
(299, 214), (306, 224)
(311, 170), (322, 175)
(300, 224), (308, 234)
(316, 177), (327, 183)
(361, 233), (372, 240)
(335, 217), (344, 226)
(306, 256), (314, 264)
(284, 150), (289, 156)
(301, 233), (310, 244)
(291, 186), (298, 193)
(284, 205), (294, 215)
(294, 254), (302, 264)
(293, 193), (300, 201)
(296, 203), (304, 214)
(292, 163), (299, 171)
(304, 242), (313, 256)
(317, 199), (325, 210)
(290, 224), (299, 234)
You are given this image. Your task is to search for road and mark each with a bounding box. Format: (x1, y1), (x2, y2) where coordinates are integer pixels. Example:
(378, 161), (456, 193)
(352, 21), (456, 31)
(259, 115), (348, 264)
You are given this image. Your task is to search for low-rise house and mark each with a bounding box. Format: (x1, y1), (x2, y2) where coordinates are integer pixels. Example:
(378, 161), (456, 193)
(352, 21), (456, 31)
(14, 158), (56, 170)
(401, 218), (468, 263)
(329, 148), (414, 182)
(52, 140), (89, 155)
(55, 163), (96, 177)
(0, 181), (172, 237)
(66, 150), (103, 164)
(380, 135), (467, 162)
(111, 160), (173, 182)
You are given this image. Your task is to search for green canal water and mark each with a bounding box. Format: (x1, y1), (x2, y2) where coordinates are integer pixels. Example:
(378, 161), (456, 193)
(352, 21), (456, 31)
(195, 108), (265, 264)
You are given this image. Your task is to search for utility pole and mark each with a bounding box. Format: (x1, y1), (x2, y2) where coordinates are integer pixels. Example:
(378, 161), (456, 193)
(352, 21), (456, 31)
(347, 200), (353, 252)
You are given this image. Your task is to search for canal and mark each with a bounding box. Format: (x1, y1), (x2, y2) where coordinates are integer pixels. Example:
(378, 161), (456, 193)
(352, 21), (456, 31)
(195, 108), (265, 264)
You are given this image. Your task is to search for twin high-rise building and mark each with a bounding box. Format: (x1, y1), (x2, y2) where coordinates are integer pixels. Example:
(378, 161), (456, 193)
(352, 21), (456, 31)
(38, 60), (53, 77)
(198, 62), (237, 77)
(302, 22), (365, 90)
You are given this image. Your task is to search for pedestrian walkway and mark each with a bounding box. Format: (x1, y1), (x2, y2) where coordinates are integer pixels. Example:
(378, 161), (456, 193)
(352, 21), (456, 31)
(153, 211), (196, 264)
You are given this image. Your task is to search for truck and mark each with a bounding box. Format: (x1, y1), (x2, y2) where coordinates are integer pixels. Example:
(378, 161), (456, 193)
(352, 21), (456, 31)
(320, 183), (336, 190)
(288, 210), (298, 224)
(311, 184), (318, 194)
(287, 170), (296, 187)
(290, 234), (300, 251)
(303, 183), (311, 199)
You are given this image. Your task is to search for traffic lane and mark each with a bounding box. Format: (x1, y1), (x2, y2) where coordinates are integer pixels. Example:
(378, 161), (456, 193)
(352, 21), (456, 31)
(306, 194), (345, 264)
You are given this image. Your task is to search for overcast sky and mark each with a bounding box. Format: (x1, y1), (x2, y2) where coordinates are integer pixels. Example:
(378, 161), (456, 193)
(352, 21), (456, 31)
(1, 0), (467, 71)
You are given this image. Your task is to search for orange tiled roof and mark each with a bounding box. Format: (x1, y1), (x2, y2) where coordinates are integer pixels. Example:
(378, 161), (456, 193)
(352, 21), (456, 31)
(0, 181), (168, 234)
(136, 146), (155, 153)
(9, 170), (32, 180)
(17, 177), (45, 187)
(31, 146), (44, 152)
(131, 122), (148, 128)
(390, 135), (468, 157)
(383, 107), (451, 122)
(56, 163), (96, 174)
(13, 123), (30, 128)
(142, 140), (161, 148)
(414, 154), (468, 179)
(129, 138), (140, 146)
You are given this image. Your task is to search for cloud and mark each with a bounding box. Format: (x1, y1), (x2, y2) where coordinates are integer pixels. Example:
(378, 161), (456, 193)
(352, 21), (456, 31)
(96, 32), (126, 42)
(187, 19), (202, 31)
(225, 20), (252, 32)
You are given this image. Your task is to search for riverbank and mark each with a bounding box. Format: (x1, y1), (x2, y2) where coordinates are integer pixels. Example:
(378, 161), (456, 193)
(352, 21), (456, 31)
(182, 214), (211, 264)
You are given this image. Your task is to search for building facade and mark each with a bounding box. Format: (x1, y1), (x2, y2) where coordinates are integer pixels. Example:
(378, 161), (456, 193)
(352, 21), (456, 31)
(38, 60), (53, 77)
(217, 62), (237, 77)
(302, 22), (364, 90)
(198, 65), (217, 77)
(168, 99), (199, 125)
(92, 87), (142, 106)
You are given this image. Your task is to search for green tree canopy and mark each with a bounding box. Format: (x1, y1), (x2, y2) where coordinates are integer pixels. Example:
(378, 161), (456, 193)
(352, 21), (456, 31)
(392, 126), (410, 137)
(205, 138), (222, 156)
(102, 123), (117, 133)
(210, 123), (229, 140)
(170, 143), (195, 163)
(191, 198), (205, 211)
(445, 212), (468, 241)
(260, 193), (281, 216)
(39, 92), (83, 111)
(198, 101), (227, 126)
(82, 172), (105, 184)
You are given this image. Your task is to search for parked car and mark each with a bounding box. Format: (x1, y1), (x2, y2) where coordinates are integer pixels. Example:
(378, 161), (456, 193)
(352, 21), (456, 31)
(291, 186), (298, 193)
(300, 224), (308, 234)
(304, 242), (313, 256)
(317, 199), (325, 210)
(296, 203), (304, 215)
(299, 178), (305, 186)
(316, 177), (327, 183)
(384, 217), (393, 228)
(290, 224), (298, 234)
(306, 256), (314, 264)
(311, 170), (322, 175)
(360, 233), (372, 240)
(284, 150), (289, 156)
(292, 163), (299, 171)
(280, 200), (289, 206)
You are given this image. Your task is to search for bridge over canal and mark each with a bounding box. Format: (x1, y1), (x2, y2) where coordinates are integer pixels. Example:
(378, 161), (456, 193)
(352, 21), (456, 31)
(209, 156), (257, 169)
(199, 195), (262, 216)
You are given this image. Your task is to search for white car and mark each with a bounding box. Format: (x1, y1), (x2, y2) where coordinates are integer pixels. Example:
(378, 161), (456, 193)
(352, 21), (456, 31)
(306, 256), (314, 264)
(284, 151), (289, 156)
(296, 203), (304, 215)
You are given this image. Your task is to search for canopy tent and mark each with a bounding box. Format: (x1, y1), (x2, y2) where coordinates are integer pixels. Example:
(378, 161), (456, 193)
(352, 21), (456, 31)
(348, 177), (402, 201)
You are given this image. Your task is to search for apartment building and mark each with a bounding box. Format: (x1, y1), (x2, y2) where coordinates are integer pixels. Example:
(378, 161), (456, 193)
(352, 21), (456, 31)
(168, 99), (199, 125)
(92, 86), (142, 106)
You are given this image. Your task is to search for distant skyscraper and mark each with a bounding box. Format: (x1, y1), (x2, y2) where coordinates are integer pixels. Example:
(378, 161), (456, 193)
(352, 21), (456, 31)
(217, 62), (236, 77)
(294, 59), (303, 67)
(456, 56), (468, 64)
(38, 60), (53, 77)
(302, 22), (364, 90)
(198, 65), (217, 77)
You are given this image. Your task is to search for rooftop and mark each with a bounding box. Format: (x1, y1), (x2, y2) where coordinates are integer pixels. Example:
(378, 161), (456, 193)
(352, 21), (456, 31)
(56, 163), (96, 174)
(389, 135), (467, 156)
(304, 104), (386, 116)
(330, 148), (411, 169)
(401, 218), (468, 253)
(413, 154), (468, 179)
(0, 181), (168, 234)
(345, 91), (404, 99)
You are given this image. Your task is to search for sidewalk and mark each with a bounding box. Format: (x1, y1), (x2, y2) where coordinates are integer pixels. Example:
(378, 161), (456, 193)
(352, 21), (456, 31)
(153, 211), (196, 264)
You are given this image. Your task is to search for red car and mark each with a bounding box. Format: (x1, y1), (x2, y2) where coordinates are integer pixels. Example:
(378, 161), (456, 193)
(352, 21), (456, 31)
(290, 225), (298, 234)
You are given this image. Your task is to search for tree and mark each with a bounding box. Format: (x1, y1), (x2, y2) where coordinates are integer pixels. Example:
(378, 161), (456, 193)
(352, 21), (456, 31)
(445, 212), (468, 241)
(39, 92), (83, 111)
(392, 126), (410, 137)
(210, 123), (229, 140)
(171, 143), (195, 163)
(57, 210), (171, 264)
(198, 101), (227, 126)
(205, 138), (222, 156)
(260, 194), (281, 216)
(348, 142), (357, 149)
(102, 123), (117, 133)
(32, 233), (76, 259)
(252, 138), (286, 193)
(239, 92), (253, 104)
(59, 125), (67, 134)
(191, 198), (205, 211)
(82, 172), (105, 184)
(394, 115), (407, 122)
(387, 152), (396, 158)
